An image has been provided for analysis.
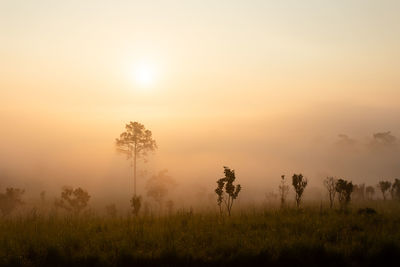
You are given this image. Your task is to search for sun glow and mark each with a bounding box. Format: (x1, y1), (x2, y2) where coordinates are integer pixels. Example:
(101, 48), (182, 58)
(132, 61), (158, 88)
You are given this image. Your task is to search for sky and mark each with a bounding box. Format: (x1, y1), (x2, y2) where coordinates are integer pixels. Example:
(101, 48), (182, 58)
(0, 0), (399, 206)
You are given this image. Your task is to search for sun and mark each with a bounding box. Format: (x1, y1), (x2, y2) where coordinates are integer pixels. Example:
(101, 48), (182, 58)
(132, 61), (158, 88)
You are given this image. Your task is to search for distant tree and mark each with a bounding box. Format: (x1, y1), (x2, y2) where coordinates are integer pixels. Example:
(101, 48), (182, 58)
(130, 195), (142, 216)
(292, 174), (308, 208)
(55, 187), (90, 214)
(391, 179), (400, 200)
(278, 175), (289, 207)
(40, 191), (46, 203)
(115, 121), (157, 197)
(105, 203), (117, 218)
(146, 170), (176, 212)
(0, 188), (25, 216)
(372, 131), (397, 145)
(353, 184), (365, 201)
(335, 179), (353, 210)
(143, 201), (150, 216)
(166, 200), (174, 215)
(215, 166), (241, 216)
(323, 177), (337, 209)
(377, 181), (391, 200)
(336, 134), (356, 147)
(365, 186), (375, 200)
(265, 191), (278, 204)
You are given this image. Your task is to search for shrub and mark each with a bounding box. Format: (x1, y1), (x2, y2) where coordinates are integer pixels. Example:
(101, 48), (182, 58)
(55, 186), (90, 214)
(335, 179), (353, 210)
(292, 174), (308, 208)
(215, 166), (241, 216)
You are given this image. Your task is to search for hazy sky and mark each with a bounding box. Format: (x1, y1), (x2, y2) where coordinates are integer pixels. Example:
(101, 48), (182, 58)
(1, 1), (399, 204)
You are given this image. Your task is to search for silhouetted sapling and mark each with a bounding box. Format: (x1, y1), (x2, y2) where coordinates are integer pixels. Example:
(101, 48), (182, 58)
(323, 177), (337, 208)
(335, 179), (353, 210)
(215, 166), (241, 216)
(55, 186), (90, 214)
(292, 174), (308, 208)
(278, 175), (289, 207)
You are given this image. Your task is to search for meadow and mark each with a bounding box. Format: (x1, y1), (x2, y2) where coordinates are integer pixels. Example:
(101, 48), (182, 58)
(1, 202), (399, 267)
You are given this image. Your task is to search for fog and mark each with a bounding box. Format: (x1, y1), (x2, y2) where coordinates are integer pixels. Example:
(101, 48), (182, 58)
(1, 0), (400, 212)
(1, 101), (399, 211)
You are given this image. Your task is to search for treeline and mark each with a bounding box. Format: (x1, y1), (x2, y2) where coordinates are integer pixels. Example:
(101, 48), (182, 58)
(1, 121), (399, 218)
(1, 170), (400, 217)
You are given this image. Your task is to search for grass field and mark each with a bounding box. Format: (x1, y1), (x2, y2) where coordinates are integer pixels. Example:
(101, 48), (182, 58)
(1, 202), (400, 266)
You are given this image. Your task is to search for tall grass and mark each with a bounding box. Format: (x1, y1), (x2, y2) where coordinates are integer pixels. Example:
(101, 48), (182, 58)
(0, 202), (399, 266)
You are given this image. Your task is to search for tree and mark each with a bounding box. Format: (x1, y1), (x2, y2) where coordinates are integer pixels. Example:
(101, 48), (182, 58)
(323, 177), (337, 209)
(372, 131), (397, 145)
(130, 195), (142, 216)
(0, 188), (25, 216)
(146, 170), (176, 213)
(215, 178), (225, 215)
(105, 203), (117, 218)
(166, 200), (174, 215)
(265, 191), (278, 204)
(366, 186), (375, 200)
(115, 121), (157, 196)
(335, 179), (353, 210)
(278, 175), (289, 207)
(292, 174), (308, 208)
(55, 187), (90, 214)
(336, 134), (356, 147)
(391, 179), (400, 200)
(40, 191), (46, 203)
(377, 181), (391, 200)
(353, 184), (365, 201)
(215, 166), (241, 216)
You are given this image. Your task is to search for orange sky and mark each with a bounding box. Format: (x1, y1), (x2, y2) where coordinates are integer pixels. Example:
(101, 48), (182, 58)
(1, 1), (399, 204)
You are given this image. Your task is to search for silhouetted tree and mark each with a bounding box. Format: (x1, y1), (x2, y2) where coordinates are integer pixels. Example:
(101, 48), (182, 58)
(335, 179), (353, 210)
(106, 203), (117, 218)
(353, 184), (365, 201)
(146, 170), (176, 213)
(215, 166), (241, 216)
(278, 175), (289, 207)
(0, 188), (25, 216)
(323, 177), (337, 209)
(372, 131), (397, 145)
(391, 179), (400, 200)
(130, 195), (142, 216)
(292, 174), (308, 208)
(115, 121), (157, 196)
(377, 181), (391, 200)
(55, 187), (90, 214)
(366, 186), (375, 200)
(215, 178), (224, 215)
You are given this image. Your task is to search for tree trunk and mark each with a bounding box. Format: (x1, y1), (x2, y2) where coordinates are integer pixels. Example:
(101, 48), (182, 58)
(133, 143), (137, 197)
